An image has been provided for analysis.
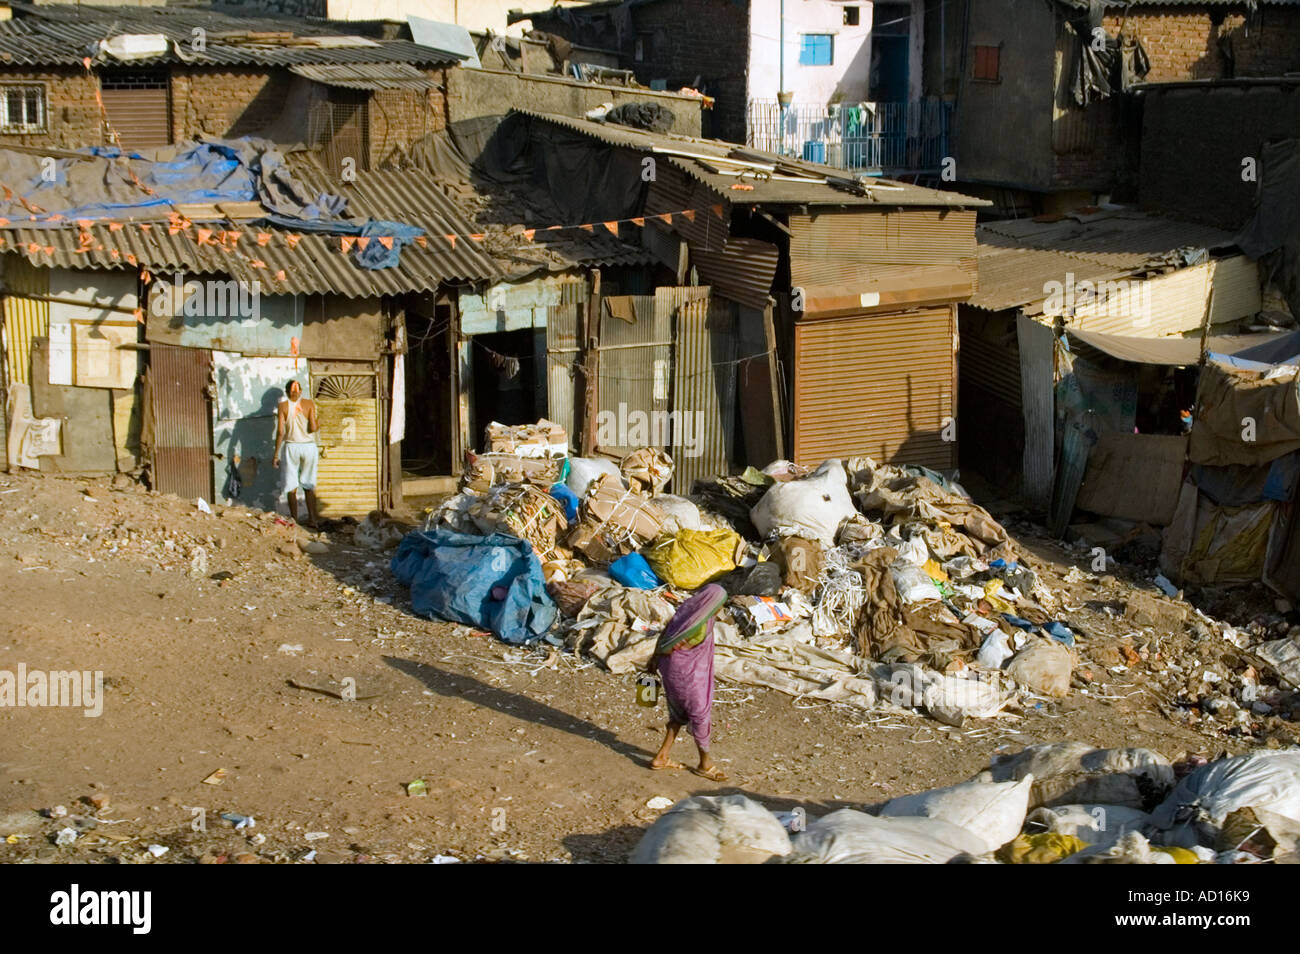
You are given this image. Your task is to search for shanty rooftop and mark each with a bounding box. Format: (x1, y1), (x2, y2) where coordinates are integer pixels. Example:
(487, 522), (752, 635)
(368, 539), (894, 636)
(0, 2), (465, 68)
(515, 110), (990, 210)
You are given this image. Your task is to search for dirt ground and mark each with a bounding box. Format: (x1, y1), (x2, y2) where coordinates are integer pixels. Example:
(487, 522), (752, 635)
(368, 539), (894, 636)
(0, 471), (1293, 864)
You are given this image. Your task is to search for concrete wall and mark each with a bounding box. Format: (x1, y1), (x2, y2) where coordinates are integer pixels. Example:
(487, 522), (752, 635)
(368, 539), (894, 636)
(747, 0), (874, 105)
(954, 0), (1058, 189)
(446, 67), (704, 137)
(1140, 83), (1300, 229)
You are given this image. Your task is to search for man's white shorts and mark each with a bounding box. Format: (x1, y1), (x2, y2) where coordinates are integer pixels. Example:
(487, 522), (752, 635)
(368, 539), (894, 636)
(283, 441), (319, 493)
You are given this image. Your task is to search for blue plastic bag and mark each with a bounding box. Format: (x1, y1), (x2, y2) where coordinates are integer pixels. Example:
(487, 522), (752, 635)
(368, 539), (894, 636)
(608, 552), (661, 589)
(548, 482), (581, 523)
(1043, 621), (1076, 648)
(390, 528), (556, 643)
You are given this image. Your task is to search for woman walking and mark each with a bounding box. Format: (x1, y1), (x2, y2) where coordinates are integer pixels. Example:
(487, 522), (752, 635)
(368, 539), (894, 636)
(648, 583), (729, 782)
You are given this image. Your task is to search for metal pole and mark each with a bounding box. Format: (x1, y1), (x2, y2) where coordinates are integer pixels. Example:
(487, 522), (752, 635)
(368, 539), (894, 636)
(779, 0), (786, 155)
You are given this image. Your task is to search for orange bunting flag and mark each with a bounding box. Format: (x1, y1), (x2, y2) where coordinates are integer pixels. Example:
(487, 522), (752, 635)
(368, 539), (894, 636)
(469, 234), (484, 242)
(656, 212), (672, 224)
(3, 186), (12, 200)
(42, 246), (54, 255)
(256, 232), (271, 246)
(25, 242), (39, 254)
(140, 270), (152, 283)
(414, 236), (427, 248)
(108, 222), (123, 231)
(196, 228), (213, 245)
(168, 224), (183, 235)
(109, 248), (120, 259)
(224, 231), (241, 245)
(274, 270), (287, 281)
(133, 308), (144, 324)
(139, 223), (152, 231)
(250, 260), (266, 269)
(0, 218), (8, 226)
(730, 183), (754, 191)
(286, 234), (301, 248)
(82, 57), (92, 69)
(522, 229), (535, 241)
(126, 254), (137, 266)
(340, 237), (355, 253)
(579, 224), (594, 233)
(711, 204), (724, 217)
(544, 225), (562, 231)
(446, 234), (457, 248)
(378, 236), (394, 250)
(631, 217), (645, 227)
(356, 236), (370, 250)
(602, 221), (619, 235)
(682, 209), (697, 221)
(77, 219), (93, 229)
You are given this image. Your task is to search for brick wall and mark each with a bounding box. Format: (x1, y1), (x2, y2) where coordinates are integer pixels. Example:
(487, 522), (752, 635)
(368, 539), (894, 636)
(0, 69), (104, 149)
(632, 0), (750, 141)
(370, 71), (449, 168)
(171, 68), (296, 139)
(1103, 7), (1300, 82)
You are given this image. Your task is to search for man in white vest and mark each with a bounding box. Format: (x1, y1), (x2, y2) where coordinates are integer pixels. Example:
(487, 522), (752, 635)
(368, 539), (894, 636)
(274, 379), (320, 527)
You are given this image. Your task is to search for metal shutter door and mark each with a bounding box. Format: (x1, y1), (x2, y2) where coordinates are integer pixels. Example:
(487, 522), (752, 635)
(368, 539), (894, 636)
(314, 397), (380, 516)
(101, 84), (170, 151)
(793, 305), (955, 470)
(150, 344), (214, 500)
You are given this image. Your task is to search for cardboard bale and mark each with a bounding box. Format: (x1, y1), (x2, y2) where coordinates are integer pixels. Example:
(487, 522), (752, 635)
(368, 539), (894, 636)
(484, 418), (568, 458)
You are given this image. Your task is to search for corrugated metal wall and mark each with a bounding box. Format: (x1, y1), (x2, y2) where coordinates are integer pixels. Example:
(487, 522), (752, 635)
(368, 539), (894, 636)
(672, 293), (737, 491)
(150, 344), (214, 500)
(2, 258), (50, 386)
(546, 302), (581, 439)
(1068, 256), (1261, 336)
(314, 397), (381, 516)
(788, 209), (978, 267)
(595, 294), (672, 456)
(793, 306), (955, 470)
(691, 237), (779, 310)
(1018, 315), (1057, 509)
(646, 164), (729, 252)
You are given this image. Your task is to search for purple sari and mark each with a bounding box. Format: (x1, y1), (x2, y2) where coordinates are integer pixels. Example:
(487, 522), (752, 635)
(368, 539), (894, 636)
(655, 584), (727, 750)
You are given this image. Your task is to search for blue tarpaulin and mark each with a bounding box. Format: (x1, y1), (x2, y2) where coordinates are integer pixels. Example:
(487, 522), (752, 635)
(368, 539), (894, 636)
(2, 137), (423, 270)
(390, 528), (556, 643)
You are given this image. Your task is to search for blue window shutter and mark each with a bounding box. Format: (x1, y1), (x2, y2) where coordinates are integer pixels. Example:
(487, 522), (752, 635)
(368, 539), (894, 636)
(799, 34), (833, 66)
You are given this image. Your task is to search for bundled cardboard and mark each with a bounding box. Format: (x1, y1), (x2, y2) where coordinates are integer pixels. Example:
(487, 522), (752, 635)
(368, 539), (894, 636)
(484, 418), (568, 459)
(461, 452), (563, 493)
(567, 473), (665, 564)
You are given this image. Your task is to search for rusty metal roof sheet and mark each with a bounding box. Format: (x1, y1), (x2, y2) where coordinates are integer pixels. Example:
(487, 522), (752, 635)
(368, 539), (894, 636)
(287, 62), (438, 90)
(0, 161), (501, 296)
(517, 110), (990, 210)
(0, 4), (462, 68)
(969, 211), (1240, 312)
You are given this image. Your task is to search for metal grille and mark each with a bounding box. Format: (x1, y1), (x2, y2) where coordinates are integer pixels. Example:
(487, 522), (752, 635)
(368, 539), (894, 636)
(746, 100), (952, 174)
(0, 84), (45, 133)
(314, 374), (375, 399)
(310, 90), (370, 176)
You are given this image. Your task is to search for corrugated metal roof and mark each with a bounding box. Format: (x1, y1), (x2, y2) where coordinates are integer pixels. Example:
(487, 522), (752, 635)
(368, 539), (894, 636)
(518, 110), (990, 210)
(1058, 0), (1300, 6)
(0, 3), (461, 68)
(0, 161), (501, 296)
(970, 211), (1241, 312)
(979, 211), (1236, 269)
(288, 63), (438, 90)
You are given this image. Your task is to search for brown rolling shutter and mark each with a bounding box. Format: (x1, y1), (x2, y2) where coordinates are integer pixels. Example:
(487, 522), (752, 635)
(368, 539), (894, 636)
(100, 71), (171, 151)
(150, 344), (214, 500)
(793, 305), (956, 470)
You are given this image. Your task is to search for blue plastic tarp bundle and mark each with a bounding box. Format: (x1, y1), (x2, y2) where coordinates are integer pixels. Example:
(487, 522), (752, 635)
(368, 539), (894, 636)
(390, 528), (557, 644)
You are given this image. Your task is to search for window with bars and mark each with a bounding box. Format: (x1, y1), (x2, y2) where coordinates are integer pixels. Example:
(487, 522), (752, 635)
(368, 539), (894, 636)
(0, 85), (46, 134)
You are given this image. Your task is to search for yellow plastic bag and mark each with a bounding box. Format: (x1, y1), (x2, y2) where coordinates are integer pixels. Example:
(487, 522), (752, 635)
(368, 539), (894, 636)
(997, 832), (1088, 864)
(1152, 845), (1200, 864)
(645, 528), (742, 590)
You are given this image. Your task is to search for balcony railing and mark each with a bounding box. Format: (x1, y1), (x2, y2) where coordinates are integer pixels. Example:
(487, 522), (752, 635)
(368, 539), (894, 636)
(746, 99), (953, 174)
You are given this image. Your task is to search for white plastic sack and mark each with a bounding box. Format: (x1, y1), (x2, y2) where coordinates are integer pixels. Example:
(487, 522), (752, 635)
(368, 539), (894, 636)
(1026, 804), (1151, 846)
(977, 630), (1014, 669)
(895, 535), (931, 567)
(1148, 751), (1300, 847)
(653, 493), (704, 534)
(783, 810), (987, 864)
(750, 459), (856, 547)
(1059, 831), (1179, 864)
(890, 560), (942, 604)
(629, 794), (793, 864)
(566, 456), (623, 496)
(880, 776), (1034, 852)
(975, 742), (1174, 810)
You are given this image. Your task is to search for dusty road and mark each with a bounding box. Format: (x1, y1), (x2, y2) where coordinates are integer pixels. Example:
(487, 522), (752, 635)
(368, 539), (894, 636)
(0, 472), (1284, 863)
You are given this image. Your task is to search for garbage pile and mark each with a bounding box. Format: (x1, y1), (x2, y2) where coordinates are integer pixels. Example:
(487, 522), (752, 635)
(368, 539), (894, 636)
(630, 744), (1300, 864)
(386, 420), (1109, 725)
